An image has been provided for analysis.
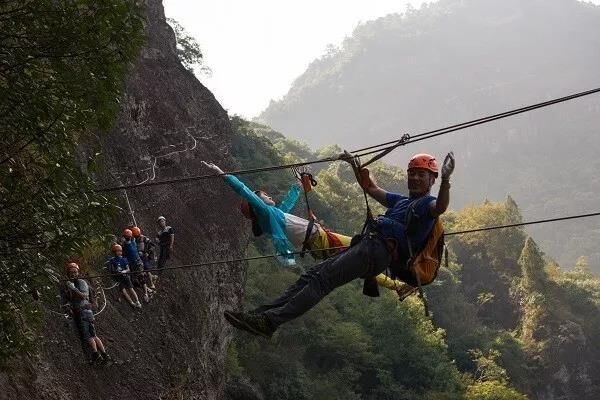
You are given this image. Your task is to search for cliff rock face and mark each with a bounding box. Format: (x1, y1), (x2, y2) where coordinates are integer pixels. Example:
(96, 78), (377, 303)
(1, 1), (246, 399)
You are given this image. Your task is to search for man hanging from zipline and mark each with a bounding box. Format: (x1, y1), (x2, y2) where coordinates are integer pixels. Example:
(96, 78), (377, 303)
(200, 161), (407, 295)
(222, 152), (455, 338)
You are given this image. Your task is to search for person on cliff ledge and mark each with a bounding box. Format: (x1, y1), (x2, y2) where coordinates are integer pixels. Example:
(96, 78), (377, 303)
(61, 262), (111, 365)
(222, 152), (455, 338)
(132, 226), (157, 291)
(121, 228), (152, 303)
(156, 216), (174, 273)
(109, 243), (142, 308)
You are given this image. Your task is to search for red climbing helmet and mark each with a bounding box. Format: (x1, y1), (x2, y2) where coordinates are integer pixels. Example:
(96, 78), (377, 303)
(407, 153), (438, 177)
(111, 243), (122, 253)
(123, 228), (133, 238)
(131, 226), (141, 237)
(66, 262), (79, 273)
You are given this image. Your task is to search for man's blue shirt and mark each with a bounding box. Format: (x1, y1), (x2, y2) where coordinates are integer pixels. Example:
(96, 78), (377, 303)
(376, 192), (437, 258)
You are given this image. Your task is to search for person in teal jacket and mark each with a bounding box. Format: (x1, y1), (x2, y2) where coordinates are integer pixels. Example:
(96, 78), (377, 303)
(202, 161), (300, 266)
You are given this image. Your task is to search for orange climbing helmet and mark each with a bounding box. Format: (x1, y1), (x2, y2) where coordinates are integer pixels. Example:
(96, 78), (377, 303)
(111, 243), (122, 253)
(131, 226), (141, 237)
(123, 228), (133, 238)
(407, 153), (438, 177)
(66, 262), (79, 273)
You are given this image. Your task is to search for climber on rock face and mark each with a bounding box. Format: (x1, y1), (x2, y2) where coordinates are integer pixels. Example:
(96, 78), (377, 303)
(221, 152), (455, 338)
(155, 216), (174, 273)
(132, 226), (157, 290)
(109, 243), (142, 309)
(61, 262), (111, 365)
(121, 228), (151, 303)
(201, 161), (415, 299)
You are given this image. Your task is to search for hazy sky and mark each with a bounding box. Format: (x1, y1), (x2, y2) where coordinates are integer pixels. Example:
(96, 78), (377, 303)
(163, 0), (600, 119)
(163, 0), (425, 118)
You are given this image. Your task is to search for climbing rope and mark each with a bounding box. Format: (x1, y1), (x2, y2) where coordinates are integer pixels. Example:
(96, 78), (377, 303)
(54, 209), (600, 282)
(60, 247), (349, 282)
(355, 86), (600, 166)
(96, 86), (600, 193)
(292, 166), (320, 257)
(445, 211), (600, 236)
(122, 189), (137, 226)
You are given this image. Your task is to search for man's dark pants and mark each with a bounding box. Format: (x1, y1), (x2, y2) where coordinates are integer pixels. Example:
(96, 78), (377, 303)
(256, 235), (391, 327)
(157, 245), (170, 273)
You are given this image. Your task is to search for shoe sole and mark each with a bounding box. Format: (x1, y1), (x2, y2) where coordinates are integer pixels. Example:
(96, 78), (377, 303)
(223, 311), (272, 339)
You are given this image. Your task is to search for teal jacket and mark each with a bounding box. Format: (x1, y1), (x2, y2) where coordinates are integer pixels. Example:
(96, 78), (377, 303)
(224, 175), (301, 266)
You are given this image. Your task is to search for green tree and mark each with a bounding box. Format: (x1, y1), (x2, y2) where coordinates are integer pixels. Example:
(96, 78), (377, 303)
(465, 380), (528, 400)
(519, 238), (549, 292)
(167, 18), (210, 75)
(0, 0), (144, 367)
(448, 197), (527, 328)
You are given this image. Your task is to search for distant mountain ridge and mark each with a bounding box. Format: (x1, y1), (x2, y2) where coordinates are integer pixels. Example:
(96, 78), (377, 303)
(259, 0), (600, 270)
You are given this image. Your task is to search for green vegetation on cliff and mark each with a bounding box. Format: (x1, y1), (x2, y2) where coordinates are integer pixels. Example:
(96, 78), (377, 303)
(0, 0), (144, 368)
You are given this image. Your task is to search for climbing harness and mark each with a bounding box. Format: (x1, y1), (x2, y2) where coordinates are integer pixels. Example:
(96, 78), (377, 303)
(292, 166), (319, 257)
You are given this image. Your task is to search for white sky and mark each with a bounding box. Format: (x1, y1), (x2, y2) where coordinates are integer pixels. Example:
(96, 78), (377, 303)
(163, 0), (424, 119)
(163, 0), (600, 119)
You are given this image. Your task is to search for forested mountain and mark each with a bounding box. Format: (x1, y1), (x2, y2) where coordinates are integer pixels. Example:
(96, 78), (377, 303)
(258, 0), (600, 270)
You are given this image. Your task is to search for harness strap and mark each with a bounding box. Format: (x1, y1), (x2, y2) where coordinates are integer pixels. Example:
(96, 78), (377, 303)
(405, 199), (431, 316)
(300, 218), (316, 257)
(296, 171), (319, 258)
(342, 151), (375, 233)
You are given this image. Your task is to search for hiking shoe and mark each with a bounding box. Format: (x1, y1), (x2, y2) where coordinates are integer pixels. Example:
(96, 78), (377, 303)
(224, 311), (276, 338)
(89, 352), (101, 366)
(100, 353), (112, 364)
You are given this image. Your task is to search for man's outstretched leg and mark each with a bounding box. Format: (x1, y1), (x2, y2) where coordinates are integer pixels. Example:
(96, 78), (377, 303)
(225, 235), (390, 337)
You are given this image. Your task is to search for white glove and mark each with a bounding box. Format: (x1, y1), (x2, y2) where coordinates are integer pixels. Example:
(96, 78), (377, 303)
(441, 152), (455, 181)
(66, 281), (76, 290)
(201, 161), (224, 175)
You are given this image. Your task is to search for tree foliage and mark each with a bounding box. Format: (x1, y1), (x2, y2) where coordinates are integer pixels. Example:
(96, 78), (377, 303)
(0, 0), (144, 368)
(228, 119), (599, 399)
(167, 18), (210, 75)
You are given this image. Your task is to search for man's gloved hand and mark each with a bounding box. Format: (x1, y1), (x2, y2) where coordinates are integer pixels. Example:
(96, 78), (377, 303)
(201, 161), (224, 175)
(441, 152), (455, 181)
(359, 168), (374, 190)
(66, 281), (76, 290)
